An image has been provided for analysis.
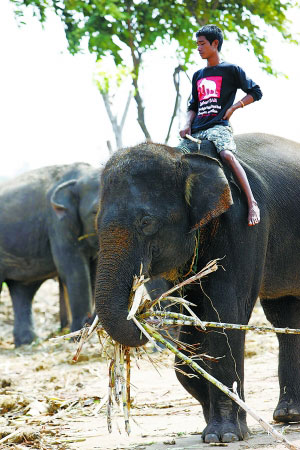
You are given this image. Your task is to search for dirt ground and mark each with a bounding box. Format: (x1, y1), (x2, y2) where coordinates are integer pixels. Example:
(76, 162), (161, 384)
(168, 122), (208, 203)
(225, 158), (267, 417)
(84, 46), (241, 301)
(1, 280), (300, 450)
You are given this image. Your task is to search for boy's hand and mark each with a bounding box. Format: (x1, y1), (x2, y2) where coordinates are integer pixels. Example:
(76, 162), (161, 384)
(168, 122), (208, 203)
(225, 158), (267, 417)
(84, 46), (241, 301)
(179, 124), (192, 138)
(223, 106), (235, 120)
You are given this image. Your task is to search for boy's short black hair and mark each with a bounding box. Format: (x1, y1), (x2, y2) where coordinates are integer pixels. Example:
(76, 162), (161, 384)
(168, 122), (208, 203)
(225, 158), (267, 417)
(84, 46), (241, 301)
(196, 25), (223, 51)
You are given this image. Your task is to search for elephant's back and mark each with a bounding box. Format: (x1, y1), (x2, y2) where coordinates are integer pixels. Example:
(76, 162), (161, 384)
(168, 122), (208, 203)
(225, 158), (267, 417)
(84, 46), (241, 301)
(235, 133), (300, 173)
(238, 134), (300, 281)
(0, 163), (94, 213)
(0, 162), (92, 195)
(235, 133), (300, 206)
(238, 134), (300, 298)
(0, 162), (93, 249)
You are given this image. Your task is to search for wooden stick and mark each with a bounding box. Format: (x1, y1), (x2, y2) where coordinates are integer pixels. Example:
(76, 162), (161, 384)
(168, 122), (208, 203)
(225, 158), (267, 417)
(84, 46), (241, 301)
(185, 134), (202, 145)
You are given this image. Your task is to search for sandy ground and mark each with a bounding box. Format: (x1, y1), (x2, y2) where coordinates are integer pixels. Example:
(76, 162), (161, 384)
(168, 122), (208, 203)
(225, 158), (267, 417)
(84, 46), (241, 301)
(1, 279), (300, 449)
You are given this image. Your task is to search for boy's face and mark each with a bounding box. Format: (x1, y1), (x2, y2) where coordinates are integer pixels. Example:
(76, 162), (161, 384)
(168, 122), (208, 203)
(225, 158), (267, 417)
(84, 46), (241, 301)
(196, 35), (219, 60)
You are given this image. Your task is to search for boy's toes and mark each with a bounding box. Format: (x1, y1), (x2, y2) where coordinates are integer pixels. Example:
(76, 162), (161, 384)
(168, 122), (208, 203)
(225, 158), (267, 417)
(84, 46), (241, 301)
(248, 202), (260, 226)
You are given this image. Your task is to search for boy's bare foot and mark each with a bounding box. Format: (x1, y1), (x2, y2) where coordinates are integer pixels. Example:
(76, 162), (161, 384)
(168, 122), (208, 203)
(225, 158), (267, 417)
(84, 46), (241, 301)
(248, 201), (260, 226)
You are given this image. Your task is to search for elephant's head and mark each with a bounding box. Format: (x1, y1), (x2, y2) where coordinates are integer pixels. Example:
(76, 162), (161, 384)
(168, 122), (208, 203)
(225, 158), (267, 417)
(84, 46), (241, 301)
(50, 168), (101, 249)
(95, 143), (232, 347)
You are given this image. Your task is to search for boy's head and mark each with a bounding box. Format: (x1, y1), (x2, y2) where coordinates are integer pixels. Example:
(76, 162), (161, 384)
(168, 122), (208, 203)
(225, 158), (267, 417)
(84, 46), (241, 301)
(196, 25), (223, 51)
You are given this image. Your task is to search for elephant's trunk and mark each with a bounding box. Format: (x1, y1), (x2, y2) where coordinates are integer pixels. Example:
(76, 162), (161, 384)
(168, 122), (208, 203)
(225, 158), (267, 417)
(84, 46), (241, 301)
(95, 225), (148, 347)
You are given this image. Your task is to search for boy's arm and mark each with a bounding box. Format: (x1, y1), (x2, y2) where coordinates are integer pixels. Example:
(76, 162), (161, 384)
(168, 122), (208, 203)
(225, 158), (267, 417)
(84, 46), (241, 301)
(180, 110), (196, 138)
(180, 72), (198, 138)
(224, 66), (262, 120)
(235, 65), (263, 101)
(223, 94), (254, 120)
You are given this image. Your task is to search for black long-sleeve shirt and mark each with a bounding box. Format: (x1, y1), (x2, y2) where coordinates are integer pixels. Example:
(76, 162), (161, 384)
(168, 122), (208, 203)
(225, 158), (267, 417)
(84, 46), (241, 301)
(188, 61), (263, 132)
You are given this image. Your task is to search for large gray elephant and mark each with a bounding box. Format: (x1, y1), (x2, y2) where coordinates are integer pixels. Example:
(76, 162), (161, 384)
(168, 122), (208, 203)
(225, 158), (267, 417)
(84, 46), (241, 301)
(94, 133), (300, 443)
(0, 162), (101, 347)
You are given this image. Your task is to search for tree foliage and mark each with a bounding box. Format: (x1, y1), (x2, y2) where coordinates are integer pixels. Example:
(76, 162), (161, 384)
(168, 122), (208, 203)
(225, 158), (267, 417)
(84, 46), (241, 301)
(11, 0), (299, 70)
(11, 0), (300, 139)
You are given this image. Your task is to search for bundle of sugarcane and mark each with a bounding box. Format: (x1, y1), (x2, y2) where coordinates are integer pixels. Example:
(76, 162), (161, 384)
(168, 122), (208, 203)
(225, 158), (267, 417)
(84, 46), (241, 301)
(52, 259), (300, 450)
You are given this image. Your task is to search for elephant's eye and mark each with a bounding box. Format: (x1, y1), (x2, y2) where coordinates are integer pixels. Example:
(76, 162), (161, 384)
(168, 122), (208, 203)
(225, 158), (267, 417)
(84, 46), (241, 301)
(140, 215), (159, 236)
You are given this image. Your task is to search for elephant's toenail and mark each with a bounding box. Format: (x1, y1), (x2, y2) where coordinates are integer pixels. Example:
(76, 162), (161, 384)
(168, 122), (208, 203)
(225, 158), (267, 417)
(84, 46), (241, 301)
(204, 433), (219, 443)
(222, 432), (239, 442)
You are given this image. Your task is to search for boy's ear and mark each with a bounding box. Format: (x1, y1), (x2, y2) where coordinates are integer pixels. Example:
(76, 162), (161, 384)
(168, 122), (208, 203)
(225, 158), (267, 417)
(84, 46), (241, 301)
(181, 153), (233, 230)
(212, 39), (219, 49)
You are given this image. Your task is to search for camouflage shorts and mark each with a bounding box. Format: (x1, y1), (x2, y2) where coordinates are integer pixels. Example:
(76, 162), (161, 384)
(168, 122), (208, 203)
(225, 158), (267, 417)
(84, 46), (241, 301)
(178, 124), (237, 154)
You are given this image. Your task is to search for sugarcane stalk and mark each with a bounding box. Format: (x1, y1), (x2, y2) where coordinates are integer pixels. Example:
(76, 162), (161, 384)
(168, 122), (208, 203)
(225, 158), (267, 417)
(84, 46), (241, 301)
(142, 322), (299, 450)
(128, 274), (149, 319)
(94, 394), (108, 415)
(115, 345), (122, 403)
(87, 315), (100, 336)
(107, 360), (114, 433)
(55, 315), (98, 341)
(49, 329), (83, 341)
(120, 346), (131, 435)
(72, 326), (89, 362)
(181, 303), (206, 330)
(140, 311), (300, 335)
(131, 316), (162, 352)
(125, 347), (131, 418)
(0, 429), (22, 445)
(162, 296), (197, 307)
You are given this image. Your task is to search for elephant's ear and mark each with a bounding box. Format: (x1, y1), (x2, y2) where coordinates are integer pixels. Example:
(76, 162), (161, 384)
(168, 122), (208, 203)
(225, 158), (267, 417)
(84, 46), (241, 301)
(181, 153), (233, 230)
(50, 180), (78, 220)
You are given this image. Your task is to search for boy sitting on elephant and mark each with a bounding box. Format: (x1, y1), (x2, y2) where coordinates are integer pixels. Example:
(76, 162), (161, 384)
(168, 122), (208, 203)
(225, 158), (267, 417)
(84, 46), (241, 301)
(179, 24), (262, 226)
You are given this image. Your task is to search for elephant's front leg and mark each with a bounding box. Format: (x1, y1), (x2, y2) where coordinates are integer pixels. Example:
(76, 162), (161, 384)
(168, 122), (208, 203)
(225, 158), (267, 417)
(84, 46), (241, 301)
(175, 325), (211, 423)
(178, 324), (249, 443)
(7, 280), (43, 347)
(203, 328), (248, 442)
(56, 254), (93, 332)
(175, 280), (250, 444)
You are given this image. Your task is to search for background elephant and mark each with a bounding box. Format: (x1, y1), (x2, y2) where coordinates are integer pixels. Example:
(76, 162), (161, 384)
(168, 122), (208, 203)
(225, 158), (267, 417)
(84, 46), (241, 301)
(0, 162), (101, 347)
(94, 134), (300, 443)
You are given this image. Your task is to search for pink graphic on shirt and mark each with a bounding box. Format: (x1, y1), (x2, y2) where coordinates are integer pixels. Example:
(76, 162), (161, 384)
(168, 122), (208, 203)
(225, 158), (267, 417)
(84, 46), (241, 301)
(197, 76), (222, 101)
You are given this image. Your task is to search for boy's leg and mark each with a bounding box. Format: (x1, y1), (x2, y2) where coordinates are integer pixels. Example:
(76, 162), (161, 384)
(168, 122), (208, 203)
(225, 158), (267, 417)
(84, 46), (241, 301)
(206, 125), (260, 226)
(219, 150), (260, 226)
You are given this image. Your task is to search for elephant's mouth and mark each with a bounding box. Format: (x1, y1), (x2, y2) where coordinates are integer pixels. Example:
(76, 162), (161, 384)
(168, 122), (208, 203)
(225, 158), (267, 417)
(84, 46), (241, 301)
(149, 248), (195, 282)
(151, 267), (180, 282)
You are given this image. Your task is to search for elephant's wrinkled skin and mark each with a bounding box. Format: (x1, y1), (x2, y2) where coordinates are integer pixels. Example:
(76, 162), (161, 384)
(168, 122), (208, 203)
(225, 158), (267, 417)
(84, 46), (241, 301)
(0, 163), (100, 347)
(94, 133), (300, 443)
